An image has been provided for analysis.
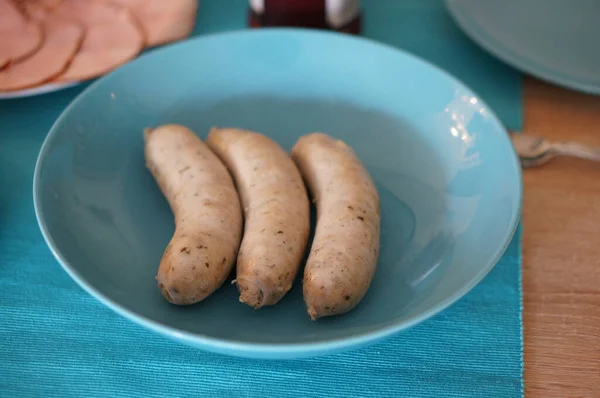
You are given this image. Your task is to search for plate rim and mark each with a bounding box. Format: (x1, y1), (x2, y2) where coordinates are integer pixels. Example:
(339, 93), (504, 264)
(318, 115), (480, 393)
(446, 0), (600, 95)
(0, 80), (81, 100)
(33, 28), (523, 359)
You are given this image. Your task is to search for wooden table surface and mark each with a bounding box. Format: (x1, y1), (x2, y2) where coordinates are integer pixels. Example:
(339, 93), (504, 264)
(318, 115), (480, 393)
(523, 78), (600, 397)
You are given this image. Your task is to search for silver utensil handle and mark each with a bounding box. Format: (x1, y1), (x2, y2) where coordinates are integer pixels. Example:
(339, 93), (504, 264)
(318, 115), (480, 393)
(555, 142), (600, 162)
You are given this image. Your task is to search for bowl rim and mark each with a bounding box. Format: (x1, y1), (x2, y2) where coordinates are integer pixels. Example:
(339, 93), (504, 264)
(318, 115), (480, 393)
(33, 28), (523, 358)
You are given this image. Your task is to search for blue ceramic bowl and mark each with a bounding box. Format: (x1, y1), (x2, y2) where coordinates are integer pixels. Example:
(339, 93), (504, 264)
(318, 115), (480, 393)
(34, 29), (522, 359)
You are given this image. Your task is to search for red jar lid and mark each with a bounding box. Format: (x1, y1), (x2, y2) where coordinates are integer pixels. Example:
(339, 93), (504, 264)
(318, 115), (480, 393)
(249, 0), (361, 34)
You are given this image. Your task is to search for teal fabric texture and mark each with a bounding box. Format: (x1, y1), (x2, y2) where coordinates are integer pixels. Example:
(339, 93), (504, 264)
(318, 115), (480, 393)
(0, 1), (523, 396)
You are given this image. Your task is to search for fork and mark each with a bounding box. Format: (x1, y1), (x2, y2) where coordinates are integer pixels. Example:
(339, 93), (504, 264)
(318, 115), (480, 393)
(511, 133), (600, 168)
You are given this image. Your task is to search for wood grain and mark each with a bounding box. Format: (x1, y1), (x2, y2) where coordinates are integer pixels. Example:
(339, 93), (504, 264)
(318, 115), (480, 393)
(523, 78), (600, 397)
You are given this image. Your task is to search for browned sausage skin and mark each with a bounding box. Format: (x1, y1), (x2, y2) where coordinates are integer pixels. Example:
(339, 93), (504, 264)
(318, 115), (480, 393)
(292, 133), (380, 320)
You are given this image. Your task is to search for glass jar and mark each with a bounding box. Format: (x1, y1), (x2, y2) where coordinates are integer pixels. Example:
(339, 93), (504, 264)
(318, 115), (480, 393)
(248, 0), (361, 34)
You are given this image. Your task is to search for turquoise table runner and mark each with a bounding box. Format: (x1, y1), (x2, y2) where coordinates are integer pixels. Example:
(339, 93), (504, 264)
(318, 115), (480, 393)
(0, 1), (523, 396)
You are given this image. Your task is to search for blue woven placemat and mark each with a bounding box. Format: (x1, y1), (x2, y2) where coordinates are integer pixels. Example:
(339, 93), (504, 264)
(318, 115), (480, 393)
(0, 1), (523, 397)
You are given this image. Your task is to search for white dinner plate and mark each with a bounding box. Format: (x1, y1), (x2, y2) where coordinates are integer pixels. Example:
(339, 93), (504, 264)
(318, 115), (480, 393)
(447, 0), (600, 94)
(0, 81), (80, 100)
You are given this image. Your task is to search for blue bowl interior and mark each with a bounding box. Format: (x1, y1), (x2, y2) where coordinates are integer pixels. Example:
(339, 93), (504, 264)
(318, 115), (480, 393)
(35, 30), (521, 356)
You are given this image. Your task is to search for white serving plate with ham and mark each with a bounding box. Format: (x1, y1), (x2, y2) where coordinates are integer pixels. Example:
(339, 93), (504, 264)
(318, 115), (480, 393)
(0, 0), (198, 99)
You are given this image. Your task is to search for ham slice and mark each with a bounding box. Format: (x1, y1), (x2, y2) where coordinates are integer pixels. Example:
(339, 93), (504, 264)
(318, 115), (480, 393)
(52, 0), (144, 82)
(35, 0), (62, 8)
(0, 0), (43, 63)
(110, 0), (198, 47)
(17, 0), (53, 20)
(0, 17), (83, 91)
(14, 0), (63, 12)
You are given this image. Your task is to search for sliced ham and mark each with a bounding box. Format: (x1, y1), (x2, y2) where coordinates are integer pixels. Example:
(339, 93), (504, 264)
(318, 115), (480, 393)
(35, 0), (62, 8)
(0, 0), (43, 62)
(0, 56), (9, 70)
(110, 0), (198, 47)
(51, 0), (144, 82)
(14, 0), (63, 15)
(17, 0), (52, 20)
(0, 17), (83, 91)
